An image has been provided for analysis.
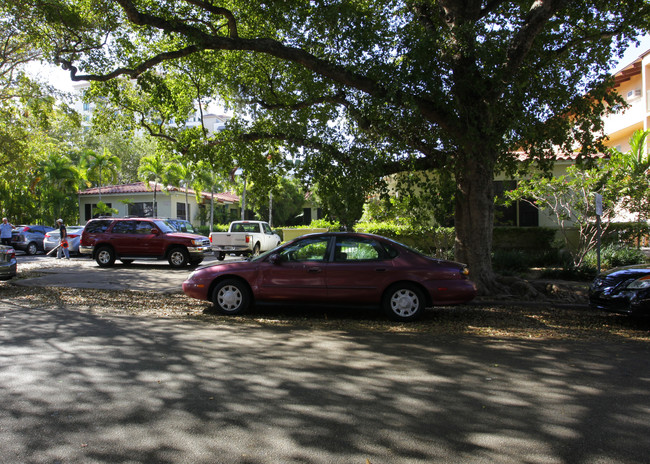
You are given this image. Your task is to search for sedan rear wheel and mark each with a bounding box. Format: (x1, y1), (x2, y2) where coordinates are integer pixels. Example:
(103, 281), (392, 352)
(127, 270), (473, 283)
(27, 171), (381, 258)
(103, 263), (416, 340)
(212, 279), (251, 315)
(27, 242), (38, 255)
(383, 283), (425, 321)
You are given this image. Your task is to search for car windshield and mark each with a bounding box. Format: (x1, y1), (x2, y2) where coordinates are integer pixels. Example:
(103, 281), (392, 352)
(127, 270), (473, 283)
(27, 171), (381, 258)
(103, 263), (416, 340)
(153, 220), (176, 234)
(171, 221), (195, 233)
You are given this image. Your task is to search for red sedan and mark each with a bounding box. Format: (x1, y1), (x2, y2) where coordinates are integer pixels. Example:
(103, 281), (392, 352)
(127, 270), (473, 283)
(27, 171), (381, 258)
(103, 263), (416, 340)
(183, 232), (477, 321)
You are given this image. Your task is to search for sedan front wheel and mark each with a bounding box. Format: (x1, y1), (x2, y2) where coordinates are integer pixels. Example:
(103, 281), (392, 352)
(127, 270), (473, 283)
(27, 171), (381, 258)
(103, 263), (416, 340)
(382, 283), (425, 321)
(212, 279), (251, 315)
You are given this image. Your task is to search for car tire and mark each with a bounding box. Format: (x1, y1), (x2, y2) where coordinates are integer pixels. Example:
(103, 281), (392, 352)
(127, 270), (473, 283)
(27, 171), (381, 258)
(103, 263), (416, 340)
(212, 279), (251, 315)
(382, 283), (425, 322)
(168, 247), (189, 268)
(217, 252), (226, 261)
(252, 243), (261, 257)
(26, 242), (38, 255)
(95, 246), (116, 268)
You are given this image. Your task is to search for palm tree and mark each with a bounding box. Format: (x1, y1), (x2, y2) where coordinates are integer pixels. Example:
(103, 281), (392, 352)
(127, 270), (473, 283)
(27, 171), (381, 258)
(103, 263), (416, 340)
(137, 153), (171, 217)
(170, 156), (196, 221)
(194, 161), (223, 231)
(35, 153), (80, 223)
(82, 148), (122, 202)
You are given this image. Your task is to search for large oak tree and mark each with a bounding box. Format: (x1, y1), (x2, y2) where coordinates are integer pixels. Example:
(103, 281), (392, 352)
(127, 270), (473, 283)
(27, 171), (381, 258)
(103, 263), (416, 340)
(4, 0), (649, 291)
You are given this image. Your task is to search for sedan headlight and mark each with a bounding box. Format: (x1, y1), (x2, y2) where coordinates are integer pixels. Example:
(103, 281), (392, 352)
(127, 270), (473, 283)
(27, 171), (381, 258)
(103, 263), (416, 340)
(626, 276), (650, 289)
(191, 239), (204, 246)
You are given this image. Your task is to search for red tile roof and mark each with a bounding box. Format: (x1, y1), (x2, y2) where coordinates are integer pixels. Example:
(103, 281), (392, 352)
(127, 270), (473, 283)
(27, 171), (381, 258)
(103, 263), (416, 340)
(79, 182), (239, 203)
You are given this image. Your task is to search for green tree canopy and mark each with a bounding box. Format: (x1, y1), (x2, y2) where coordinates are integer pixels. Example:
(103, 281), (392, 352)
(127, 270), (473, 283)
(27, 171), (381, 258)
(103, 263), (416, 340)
(6, 0), (649, 292)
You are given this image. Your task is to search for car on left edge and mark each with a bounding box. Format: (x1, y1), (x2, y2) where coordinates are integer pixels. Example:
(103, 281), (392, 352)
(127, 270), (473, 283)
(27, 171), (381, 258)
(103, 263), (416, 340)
(183, 231), (478, 321)
(0, 245), (17, 280)
(11, 225), (55, 255)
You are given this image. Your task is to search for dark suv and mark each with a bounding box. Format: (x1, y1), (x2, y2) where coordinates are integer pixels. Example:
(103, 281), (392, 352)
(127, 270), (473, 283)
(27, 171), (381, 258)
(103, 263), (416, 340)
(11, 225), (55, 255)
(79, 217), (211, 268)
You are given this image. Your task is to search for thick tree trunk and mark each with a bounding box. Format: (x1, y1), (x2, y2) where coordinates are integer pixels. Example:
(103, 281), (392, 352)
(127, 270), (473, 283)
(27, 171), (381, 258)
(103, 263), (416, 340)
(454, 156), (498, 294)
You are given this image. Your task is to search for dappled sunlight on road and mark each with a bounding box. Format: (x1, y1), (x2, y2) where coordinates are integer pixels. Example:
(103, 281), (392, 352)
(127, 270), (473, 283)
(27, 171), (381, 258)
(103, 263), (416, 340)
(1, 298), (649, 463)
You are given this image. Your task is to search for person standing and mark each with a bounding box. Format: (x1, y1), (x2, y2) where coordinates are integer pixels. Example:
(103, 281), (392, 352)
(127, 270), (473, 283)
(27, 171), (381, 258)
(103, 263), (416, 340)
(0, 217), (13, 246)
(56, 219), (70, 260)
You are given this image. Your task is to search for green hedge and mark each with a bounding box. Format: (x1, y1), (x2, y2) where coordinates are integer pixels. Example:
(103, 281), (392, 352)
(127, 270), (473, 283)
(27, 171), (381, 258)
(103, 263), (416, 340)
(492, 227), (557, 250)
(602, 222), (650, 246)
(354, 221), (455, 258)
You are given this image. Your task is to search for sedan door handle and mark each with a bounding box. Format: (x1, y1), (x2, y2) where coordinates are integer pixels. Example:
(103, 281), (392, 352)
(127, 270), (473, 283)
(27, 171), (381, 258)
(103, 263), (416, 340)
(308, 267), (322, 273)
(375, 268), (387, 272)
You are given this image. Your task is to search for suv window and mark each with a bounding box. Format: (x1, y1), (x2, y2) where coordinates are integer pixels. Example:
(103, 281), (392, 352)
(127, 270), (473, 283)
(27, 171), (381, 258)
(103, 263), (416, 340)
(112, 221), (136, 234)
(85, 220), (113, 233)
(135, 221), (155, 234)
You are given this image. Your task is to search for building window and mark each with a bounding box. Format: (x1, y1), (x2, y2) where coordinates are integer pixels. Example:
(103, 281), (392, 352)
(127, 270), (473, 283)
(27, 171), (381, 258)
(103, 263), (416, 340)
(303, 208), (312, 225)
(85, 203), (113, 221)
(128, 202), (154, 217)
(494, 181), (538, 227)
(176, 203), (189, 220)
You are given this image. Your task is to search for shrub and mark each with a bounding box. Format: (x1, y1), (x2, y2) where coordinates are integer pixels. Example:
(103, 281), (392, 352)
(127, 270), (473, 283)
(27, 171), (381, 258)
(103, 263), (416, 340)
(354, 221), (455, 258)
(579, 244), (647, 274)
(492, 248), (564, 275)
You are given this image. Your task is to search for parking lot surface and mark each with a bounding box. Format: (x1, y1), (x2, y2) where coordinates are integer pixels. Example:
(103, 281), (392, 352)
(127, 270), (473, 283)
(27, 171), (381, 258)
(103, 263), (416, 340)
(13, 253), (223, 293)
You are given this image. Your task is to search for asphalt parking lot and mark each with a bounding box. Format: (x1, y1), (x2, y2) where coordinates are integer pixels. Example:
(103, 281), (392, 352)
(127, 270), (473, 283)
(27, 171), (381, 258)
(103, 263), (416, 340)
(13, 252), (224, 293)
(4, 251), (650, 464)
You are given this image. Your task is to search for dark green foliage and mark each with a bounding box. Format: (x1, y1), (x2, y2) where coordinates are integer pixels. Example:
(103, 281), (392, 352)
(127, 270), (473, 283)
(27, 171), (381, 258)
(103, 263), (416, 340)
(493, 227), (557, 250)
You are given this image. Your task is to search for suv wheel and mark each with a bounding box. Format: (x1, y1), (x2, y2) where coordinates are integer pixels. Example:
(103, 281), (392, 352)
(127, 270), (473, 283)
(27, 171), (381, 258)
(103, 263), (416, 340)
(26, 242), (38, 255)
(168, 247), (189, 268)
(95, 246), (116, 267)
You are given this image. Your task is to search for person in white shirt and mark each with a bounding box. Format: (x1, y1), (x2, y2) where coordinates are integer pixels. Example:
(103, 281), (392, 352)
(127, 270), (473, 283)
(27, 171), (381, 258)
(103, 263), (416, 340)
(0, 218), (13, 246)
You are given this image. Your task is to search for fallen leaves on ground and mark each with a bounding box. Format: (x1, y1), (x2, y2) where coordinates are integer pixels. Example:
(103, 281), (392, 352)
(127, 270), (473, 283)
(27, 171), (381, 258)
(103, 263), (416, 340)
(1, 282), (648, 341)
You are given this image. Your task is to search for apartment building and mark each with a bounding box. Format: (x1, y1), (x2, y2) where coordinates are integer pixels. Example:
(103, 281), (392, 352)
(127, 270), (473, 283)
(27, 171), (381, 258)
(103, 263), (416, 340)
(603, 49), (650, 153)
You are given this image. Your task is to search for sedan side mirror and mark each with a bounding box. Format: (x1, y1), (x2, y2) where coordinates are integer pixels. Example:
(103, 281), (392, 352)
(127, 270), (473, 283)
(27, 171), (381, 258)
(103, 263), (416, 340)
(268, 253), (281, 265)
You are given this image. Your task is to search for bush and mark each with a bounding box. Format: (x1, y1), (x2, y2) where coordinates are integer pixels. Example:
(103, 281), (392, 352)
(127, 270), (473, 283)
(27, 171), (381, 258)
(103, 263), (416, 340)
(196, 223), (234, 236)
(603, 222), (650, 247)
(354, 221), (455, 258)
(492, 227), (557, 250)
(579, 244), (648, 274)
(492, 248), (563, 275)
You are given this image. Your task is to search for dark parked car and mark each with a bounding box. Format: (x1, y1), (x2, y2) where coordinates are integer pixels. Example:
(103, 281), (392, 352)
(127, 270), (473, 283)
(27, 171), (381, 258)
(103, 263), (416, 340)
(11, 225), (55, 255)
(183, 232), (477, 321)
(589, 264), (650, 317)
(0, 245), (17, 280)
(79, 217), (211, 268)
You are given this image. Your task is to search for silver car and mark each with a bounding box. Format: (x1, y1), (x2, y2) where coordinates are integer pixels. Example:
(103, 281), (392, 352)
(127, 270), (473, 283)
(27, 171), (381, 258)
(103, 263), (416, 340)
(43, 226), (85, 255)
(0, 245), (17, 280)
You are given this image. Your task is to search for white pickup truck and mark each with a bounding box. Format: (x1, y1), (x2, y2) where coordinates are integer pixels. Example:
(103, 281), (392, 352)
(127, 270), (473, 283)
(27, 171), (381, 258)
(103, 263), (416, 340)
(210, 220), (282, 260)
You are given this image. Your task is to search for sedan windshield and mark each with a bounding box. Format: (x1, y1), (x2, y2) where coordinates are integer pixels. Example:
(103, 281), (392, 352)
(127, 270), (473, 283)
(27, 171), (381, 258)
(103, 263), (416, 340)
(153, 220), (176, 234)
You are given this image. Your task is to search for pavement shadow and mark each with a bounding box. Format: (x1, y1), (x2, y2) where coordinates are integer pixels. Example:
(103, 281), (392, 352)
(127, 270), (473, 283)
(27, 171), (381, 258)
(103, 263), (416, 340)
(1, 294), (649, 463)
